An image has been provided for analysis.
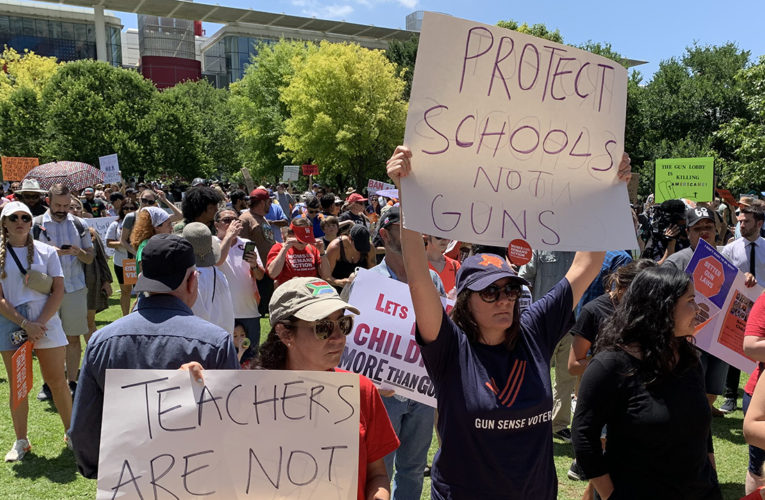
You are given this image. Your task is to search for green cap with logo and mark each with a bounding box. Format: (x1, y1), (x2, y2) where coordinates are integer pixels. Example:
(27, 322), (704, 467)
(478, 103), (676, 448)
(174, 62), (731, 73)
(269, 277), (360, 326)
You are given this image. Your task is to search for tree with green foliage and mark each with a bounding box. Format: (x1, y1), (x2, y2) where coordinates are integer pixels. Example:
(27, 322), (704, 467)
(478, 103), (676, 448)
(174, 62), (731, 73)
(629, 43), (750, 195)
(41, 60), (157, 175)
(279, 41), (407, 188)
(385, 34), (419, 100)
(496, 20), (563, 43)
(231, 40), (316, 181)
(0, 86), (46, 158)
(0, 47), (61, 101)
(716, 56), (765, 192)
(146, 80), (239, 179)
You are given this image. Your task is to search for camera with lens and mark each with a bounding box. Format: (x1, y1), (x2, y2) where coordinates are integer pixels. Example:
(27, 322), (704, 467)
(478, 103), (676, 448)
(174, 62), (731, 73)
(651, 199), (688, 242)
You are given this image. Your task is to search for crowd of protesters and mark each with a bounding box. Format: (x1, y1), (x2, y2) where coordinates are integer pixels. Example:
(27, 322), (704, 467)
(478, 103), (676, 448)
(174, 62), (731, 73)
(0, 157), (762, 500)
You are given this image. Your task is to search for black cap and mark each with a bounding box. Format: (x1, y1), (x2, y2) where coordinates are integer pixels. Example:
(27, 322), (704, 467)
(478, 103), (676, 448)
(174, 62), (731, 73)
(134, 234), (196, 293)
(350, 224), (371, 253)
(686, 206), (715, 227)
(379, 206), (400, 231)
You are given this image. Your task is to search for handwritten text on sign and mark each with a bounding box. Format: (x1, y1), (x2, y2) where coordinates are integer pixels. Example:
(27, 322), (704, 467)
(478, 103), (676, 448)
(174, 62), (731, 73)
(97, 369), (360, 500)
(341, 269), (453, 407)
(401, 13), (635, 251)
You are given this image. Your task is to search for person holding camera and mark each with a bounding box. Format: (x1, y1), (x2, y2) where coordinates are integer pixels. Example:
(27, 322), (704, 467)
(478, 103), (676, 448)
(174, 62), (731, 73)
(0, 202), (69, 461)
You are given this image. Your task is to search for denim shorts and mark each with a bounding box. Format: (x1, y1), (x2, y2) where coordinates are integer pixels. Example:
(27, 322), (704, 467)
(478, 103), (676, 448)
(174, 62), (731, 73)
(0, 304), (29, 352)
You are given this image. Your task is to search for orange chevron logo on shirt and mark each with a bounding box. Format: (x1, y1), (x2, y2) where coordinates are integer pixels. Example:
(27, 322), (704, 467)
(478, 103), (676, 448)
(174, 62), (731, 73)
(479, 254), (505, 269)
(484, 359), (527, 408)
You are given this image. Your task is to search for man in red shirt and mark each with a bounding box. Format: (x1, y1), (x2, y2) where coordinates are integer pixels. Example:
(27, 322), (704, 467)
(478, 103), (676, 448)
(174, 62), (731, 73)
(266, 217), (329, 287)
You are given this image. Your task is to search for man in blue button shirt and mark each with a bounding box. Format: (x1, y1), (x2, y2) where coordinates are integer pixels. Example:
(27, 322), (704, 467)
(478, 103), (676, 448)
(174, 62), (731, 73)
(69, 233), (239, 479)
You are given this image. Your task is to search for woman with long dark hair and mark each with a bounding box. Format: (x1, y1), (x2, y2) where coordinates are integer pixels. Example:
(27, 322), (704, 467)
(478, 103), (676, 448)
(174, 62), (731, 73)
(572, 266), (721, 500)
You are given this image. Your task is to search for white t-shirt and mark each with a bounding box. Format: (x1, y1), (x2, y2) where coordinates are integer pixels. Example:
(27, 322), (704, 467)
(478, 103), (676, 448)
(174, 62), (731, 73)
(105, 219), (128, 266)
(191, 266), (234, 334)
(2, 240), (64, 306)
(1, 240), (66, 347)
(217, 236), (261, 319)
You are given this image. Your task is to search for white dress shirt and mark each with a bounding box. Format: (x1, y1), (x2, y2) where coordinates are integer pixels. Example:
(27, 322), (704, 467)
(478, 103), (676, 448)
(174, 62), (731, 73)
(721, 236), (765, 287)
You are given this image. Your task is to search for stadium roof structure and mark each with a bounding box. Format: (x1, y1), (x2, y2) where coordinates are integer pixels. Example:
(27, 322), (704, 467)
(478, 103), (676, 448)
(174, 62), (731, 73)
(31, 0), (415, 42)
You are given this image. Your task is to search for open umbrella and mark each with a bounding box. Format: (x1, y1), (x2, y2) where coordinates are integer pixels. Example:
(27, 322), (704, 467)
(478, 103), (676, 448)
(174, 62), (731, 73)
(23, 161), (105, 191)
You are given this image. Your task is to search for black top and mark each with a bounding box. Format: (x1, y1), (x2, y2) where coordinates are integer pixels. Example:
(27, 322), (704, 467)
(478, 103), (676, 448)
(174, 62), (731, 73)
(570, 293), (614, 344)
(339, 211), (368, 228)
(572, 350), (720, 500)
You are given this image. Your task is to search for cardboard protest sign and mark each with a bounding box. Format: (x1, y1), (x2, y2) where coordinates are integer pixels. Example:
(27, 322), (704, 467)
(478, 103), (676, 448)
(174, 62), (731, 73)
(11, 341), (32, 410)
(367, 179), (395, 197)
(98, 154), (121, 184)
(240, 168), (255, 193)
(121, 259), (137, 285)
(282, 165), (300, 182)
(98, 369), (359, 500)
(341, 269), (454, 407)
(1, 157), (39, 181)
(302, 164), (319, 176)
(85, 216), (117, 257)
(715, 188), (738, 208)
(654, 157), (714, 203)
(401, 12), (634, 251)
(685, 240), (760, 372)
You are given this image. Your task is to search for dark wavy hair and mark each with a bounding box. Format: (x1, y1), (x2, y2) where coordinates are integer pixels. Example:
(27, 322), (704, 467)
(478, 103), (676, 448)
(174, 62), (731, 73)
(594, 266), (697, 385)
(450, 288), (521, 351)
(254, 320), (294, 370)
(604, 258), (657, 296)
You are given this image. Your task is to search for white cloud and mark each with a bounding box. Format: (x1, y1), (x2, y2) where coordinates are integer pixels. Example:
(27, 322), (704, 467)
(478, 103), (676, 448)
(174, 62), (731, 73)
(395, 0), (418, 9)
(292, 0), (354, 18)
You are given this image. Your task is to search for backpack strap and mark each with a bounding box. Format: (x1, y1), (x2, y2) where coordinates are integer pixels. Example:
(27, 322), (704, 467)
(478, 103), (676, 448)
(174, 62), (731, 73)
(32, 215), (48, 241)
(72, 217), (87, 238)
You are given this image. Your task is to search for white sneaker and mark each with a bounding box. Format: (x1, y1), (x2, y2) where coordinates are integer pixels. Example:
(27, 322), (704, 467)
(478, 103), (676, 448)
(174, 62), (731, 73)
(5, 439), (30, 462)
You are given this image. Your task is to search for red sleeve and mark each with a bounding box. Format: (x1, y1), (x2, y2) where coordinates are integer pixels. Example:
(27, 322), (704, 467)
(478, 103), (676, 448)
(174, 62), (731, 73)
(310, 244), (322, 269)
(745, 294), (765, 338)
(266, 243), (282, 267)
(359, 375), (399, 463)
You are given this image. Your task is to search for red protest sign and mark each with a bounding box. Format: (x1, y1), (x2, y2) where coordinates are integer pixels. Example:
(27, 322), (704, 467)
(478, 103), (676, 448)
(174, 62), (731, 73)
(11, 341), (32, 410)
(715, 188), (739, 208)
(693, 256), (725, 298)
(302, 164), (319, 176)
(507, 239), (532, 266)
(1, 157), (39, 182)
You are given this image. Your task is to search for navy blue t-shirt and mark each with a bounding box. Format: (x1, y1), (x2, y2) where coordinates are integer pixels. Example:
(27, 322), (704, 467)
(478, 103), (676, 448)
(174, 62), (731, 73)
(417, 279), (574, 500)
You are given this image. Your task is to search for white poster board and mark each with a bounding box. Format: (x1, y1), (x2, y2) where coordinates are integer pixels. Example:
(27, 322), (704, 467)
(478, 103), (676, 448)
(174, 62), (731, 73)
(342, 269), (454, 407)
(401, 12), (635, 250)
(97, 369), (360, 500)
(367, 179), (395, 197)
(685, 240), (762, 373)
(282, 165), (300, 182)
(85, 216), (118, 257)
(98, 154), (121, 184)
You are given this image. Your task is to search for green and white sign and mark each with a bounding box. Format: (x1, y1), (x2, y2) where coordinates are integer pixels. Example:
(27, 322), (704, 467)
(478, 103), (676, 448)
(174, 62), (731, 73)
(654, 157), (714, 203)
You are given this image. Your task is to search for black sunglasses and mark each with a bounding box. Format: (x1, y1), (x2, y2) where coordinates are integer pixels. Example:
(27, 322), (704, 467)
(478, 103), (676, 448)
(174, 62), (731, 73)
(285, 316), (354, 340)
(140, 198), (156, 205)
(477, 283), (522, 303)
(7, 214), (32, 223)
(219, 217), (237, 224)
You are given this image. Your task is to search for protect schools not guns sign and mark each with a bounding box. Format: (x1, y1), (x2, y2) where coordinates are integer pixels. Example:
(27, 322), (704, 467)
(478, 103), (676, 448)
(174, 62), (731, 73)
(401, 12), (637, 251)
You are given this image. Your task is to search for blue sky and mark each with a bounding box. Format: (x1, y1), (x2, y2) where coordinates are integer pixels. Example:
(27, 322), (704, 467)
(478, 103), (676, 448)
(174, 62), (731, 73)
(107, 0), (765, 81)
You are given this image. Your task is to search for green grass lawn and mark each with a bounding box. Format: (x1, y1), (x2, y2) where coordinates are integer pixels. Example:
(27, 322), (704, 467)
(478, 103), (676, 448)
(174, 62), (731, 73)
(0, 263), (752, 498)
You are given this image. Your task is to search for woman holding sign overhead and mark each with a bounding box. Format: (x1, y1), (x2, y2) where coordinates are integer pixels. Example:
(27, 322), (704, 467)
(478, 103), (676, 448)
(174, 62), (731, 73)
(185, 277), (400, 500)
(385, 145), (631, 499)
(0, 202), (69, 462)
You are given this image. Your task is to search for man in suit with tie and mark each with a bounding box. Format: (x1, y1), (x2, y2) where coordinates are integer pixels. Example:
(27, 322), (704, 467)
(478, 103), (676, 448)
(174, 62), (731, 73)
(719, 203), (765, 416)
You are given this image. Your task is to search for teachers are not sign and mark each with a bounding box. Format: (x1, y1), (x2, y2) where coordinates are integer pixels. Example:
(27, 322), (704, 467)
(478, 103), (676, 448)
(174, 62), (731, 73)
(401, 13), (636, 251)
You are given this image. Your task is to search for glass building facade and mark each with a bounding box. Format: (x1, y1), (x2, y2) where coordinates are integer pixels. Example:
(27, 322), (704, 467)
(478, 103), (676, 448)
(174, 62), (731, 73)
(203, 35), (276, 86)
(0, 13), (121, 65)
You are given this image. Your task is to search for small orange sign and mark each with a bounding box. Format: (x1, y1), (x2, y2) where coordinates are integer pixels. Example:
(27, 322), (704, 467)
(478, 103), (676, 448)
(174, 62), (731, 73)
(1, 157), (39, 182)
(692, 256), (724, 298)
(507, 239), (532, 266)
(122, 259), (137, 285)
(11, 341), (32, 410)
